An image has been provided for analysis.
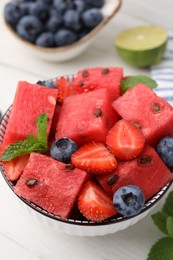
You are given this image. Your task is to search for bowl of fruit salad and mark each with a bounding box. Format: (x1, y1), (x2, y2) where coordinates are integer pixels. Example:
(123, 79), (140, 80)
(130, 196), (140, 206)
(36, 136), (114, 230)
(0, 67), (173, 236)
(3, 0), (122, 62)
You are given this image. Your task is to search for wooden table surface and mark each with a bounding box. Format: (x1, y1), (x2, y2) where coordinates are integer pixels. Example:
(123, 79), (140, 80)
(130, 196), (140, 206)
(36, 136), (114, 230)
(0, 0), (173, 259)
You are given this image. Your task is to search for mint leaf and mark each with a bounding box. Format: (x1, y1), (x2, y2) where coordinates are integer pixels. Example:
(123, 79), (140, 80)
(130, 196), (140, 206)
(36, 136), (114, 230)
(167, 216), (173, 236)
(0, 113), (49, 161)
(121, 75), (158, 93)
(163, 191), (173, 217)
(152, 211), (169, 235)
(36, 113), (49, 148)
(147, 237), (173, 260)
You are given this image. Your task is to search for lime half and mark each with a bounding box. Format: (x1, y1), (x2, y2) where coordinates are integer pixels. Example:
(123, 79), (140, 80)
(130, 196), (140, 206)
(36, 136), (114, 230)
(115, 25), (168, 67)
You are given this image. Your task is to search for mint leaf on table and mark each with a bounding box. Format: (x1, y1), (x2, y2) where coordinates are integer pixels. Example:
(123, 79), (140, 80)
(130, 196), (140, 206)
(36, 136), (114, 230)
(162, 191), (173, 217)
(0, 113), (49, 161)
(151, 211), (169, 235)
(167, 216), (173, 236)
(147, 237), (173, 260)
(120, 75), (158, 93)
(147, 191), (173, 260)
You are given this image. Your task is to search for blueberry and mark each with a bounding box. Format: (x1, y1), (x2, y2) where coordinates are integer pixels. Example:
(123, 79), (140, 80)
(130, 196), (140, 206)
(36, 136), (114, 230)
(54, 29), (77, 46)
(36, 32), (55, 47)
(50, 138), (78, 163)
(41, 0), (53, 5)
(46, 10), (62, 33)
(16, 15), (43, 43)
(18, 0), (36, 2)
(157, 137), (173, 168)
(28, 2), (49, 22)
(73, 0), (88, 13)
(18, 2), (31, 14)
(37, 80), (55, 88)
(53, 0), (73, 14)
(4, 2), (25, 27)
(63, 9), (81, 31)
(81, 8), (103, 28)
(113, 185), (145, 217)
(86, 0), (104, 8)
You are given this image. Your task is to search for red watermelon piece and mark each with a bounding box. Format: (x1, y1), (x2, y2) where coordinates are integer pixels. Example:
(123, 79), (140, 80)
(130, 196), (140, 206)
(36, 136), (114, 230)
(97, 145), (173, 201)
(112, 84), (173, 146)
(55, 88), (119, 146)
(14, 152), (90, 219)
(71, 67), (123, 101)
(3, 81), (58, 145)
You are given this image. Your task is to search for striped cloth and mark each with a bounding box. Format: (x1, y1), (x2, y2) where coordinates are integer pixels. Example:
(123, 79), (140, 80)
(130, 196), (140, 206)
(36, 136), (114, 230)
(151, 32), (173, 105)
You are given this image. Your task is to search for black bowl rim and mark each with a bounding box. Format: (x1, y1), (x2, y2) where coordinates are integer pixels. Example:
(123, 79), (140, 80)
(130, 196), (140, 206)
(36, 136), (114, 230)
(0, 78), (172, 227)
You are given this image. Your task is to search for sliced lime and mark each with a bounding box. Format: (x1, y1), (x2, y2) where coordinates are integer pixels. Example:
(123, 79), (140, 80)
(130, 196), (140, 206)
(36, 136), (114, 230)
(115, 25), (168, 67)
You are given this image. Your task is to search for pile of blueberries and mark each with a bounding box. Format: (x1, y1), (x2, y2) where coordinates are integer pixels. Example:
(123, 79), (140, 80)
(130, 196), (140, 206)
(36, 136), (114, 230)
(4, 0), (104, 47)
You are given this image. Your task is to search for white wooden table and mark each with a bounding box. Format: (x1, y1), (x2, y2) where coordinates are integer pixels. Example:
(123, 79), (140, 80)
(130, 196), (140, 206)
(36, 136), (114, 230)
(0, 0), (173, 259)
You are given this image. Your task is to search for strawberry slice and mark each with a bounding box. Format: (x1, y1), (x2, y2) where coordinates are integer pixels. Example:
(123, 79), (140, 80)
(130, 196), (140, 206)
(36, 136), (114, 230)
(1, 154), (29, 181)
(106, 119), (145, 160)
(56, 77), (72, 104)
(0, 144), (29, 181)
(71, 142), (117, 174)
(78, 180), (116, 222)
(55, 77), (81, 104)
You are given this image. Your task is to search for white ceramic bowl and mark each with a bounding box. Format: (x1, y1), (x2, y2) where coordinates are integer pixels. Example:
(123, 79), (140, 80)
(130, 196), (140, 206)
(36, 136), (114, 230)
(0, 74), (172, 237)
(3, 0), (122, 62)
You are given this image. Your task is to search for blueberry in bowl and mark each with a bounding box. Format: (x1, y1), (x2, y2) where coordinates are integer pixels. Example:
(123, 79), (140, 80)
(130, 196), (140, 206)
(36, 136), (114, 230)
(3, 0), (122, 62)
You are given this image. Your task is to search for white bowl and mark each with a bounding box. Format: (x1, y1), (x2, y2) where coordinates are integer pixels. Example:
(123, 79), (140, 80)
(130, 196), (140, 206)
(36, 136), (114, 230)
(3, 0), (122, 62)
(0, 73), (172, 237)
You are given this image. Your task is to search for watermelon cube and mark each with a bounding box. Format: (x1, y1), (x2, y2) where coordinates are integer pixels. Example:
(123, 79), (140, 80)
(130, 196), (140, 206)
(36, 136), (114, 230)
(112, 84), (173, 146)
(55, 88), (119, 146)
(14, 153), (89, 219)
(72, 67), (123, 101)
(97, 146), (173, 201)
(3, 81), (58, 145)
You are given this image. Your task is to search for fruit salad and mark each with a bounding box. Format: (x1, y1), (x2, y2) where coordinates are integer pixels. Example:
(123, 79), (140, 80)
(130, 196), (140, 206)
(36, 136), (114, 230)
(0, 67), (173, 223)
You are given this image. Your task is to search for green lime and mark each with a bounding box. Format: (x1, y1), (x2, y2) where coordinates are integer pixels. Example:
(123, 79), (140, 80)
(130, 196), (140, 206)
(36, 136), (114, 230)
(115, 25), (168, 67)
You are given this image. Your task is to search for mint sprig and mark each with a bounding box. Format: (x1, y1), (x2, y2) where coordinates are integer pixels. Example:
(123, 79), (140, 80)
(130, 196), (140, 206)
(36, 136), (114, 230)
(0, 113), (49, 161)
(147, 237), (173, 260)
(121, 75), (158, 93)
(147, 191), (173, 260)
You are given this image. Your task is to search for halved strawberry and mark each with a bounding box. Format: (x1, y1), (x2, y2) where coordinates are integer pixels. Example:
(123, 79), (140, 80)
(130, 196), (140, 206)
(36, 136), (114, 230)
(0, 144), (30, 181)
(55, 77), (81, 104)
(106, 119), (145, 160)
(1, 154), (29, 181)
(78, 180), (116, 222)
(71, 142), (117, 174)
(55, 77), (72, 104)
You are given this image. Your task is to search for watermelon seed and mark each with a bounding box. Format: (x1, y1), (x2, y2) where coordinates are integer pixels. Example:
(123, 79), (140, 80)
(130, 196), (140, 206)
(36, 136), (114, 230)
(94, 108), (103, 117)
(107, 174), (118, 185)
(25, 178), (38, 187)
(138, 156), (152, 165)
(101, 68), (110, 75)
(65, 164), (75, 170)
(79, 81), (85, 87)
(82, 70), (89, 77)
(131, 122), (141, 129)
(153, 103), (160, 113)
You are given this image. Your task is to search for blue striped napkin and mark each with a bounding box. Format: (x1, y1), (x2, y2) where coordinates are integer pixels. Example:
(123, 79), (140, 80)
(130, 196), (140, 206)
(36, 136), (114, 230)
(151, 32), (173, 105)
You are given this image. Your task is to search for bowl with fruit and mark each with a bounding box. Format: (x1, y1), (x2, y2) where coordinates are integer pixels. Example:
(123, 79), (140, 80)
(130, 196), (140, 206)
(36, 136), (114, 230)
(3, 0), (122, 62)
(0, 67), (173, 236)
